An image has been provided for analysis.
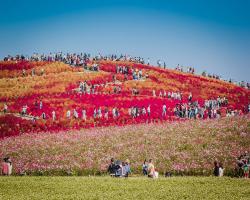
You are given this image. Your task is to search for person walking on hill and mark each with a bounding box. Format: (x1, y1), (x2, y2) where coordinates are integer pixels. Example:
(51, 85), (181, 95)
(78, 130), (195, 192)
(82, 109), (87, 121)
(104, 108), (109, 120)
(3, 103), (8, 113)
(52, 111), (56, 121)
(21, 105), (28, 116)
(73, 109), (79, 119)
(66, 110), (71, 119)
(147, 105), (151, 117)
(162, 104), (167, 117)
(188, 93), (192, 102)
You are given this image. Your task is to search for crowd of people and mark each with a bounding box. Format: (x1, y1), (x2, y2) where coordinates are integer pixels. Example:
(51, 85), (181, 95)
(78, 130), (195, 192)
(107, 158), (131, 178)
(107, 158), (158, 178)
(173, 96), (230, 119)
(2, 92), (249, 123)
(2, 53), (250, 88)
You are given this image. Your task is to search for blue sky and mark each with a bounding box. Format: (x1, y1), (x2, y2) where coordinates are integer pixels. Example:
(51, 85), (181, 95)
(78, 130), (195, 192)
(0, 0), (249, 82)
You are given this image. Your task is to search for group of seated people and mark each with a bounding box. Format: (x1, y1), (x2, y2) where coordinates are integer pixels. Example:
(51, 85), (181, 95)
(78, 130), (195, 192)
(107, 158), (159, 178)
(107, 158), (131, 177)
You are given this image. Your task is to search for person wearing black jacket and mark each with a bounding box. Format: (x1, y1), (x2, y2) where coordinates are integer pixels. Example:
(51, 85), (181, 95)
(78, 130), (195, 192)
(213, 161), (219, 176)
(107, 158), (116, 177)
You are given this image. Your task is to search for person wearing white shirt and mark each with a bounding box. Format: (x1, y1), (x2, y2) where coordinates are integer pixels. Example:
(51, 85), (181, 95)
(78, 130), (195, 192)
(52, 111), (56, 121)
(82, 109), (86, 121)
(66, 110), (71, 119)
(147, 105), (151, 117)
(219, 163), (224, 177)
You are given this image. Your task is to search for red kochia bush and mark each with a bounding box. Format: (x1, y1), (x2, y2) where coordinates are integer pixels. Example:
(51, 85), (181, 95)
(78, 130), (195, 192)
(0, 61), (49, 71)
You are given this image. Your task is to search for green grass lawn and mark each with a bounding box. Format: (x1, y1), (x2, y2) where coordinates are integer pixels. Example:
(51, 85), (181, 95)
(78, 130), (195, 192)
(0, 176), (249, 200)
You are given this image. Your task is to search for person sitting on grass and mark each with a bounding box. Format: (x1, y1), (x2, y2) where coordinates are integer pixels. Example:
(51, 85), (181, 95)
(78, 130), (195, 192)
(147, 159), (156, 178)
(107, 158), (116, 177)
(115, 163), (123, 177)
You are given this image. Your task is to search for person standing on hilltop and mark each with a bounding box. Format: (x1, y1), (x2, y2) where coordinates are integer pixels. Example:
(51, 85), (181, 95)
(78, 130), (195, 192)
(188, 92), (193, 102)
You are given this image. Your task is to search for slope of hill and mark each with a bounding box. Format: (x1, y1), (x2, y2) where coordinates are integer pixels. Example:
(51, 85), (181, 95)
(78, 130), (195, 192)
(0, 60), (249, 137)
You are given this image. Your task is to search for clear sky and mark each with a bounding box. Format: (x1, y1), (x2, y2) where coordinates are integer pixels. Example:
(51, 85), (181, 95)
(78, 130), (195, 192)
(0, 0), (249, 82)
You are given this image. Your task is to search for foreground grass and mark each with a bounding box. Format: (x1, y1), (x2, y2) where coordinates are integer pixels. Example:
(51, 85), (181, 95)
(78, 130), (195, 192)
(0, 176), (249, 200)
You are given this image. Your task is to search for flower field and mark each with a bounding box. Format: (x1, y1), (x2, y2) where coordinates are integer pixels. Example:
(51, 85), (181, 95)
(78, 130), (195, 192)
(0, 115), (249, 175)
(0, 60), (249, 138)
